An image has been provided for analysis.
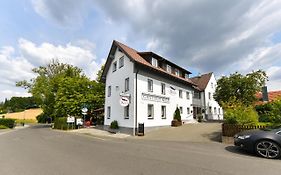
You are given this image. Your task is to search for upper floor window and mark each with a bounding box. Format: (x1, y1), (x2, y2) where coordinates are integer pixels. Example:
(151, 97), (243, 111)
(161, 83), (166, 95)
(107, 106), (111, 119)
(185, 74), (189, 79)
(167, 65), (172, 73)
(151, 57), (158, 67)
(208, 92), (211, 100)
(148, 79), (153, 92)
(119, 56), (124, 68)
(214, 107), (217, 114)
(187, 107), (190, 114)
(125, 78), (129, 92)
(186, 91), (190, 99)
(108, 86), (111, 97)
(112, 61), (117, 72)
(179, 90), (183, 98)
(193, 91), (201, 99)
(175, 69), (179, 76)
(211, 82), (214, 88)
(179, 107), (183, 114)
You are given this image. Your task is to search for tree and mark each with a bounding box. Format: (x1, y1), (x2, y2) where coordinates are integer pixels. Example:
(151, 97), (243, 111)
(17, 60), (104, 118)
(96, 64), (105, 83)
(214, 70), (267, 106)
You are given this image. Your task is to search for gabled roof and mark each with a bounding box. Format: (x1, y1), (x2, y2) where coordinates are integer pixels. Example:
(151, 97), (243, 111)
(101, 40), (196, 86)
(190, 72), (213, 91)
(256, 90), (281, 104)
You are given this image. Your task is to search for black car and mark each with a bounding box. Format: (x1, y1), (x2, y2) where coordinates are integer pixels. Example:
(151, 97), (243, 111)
(234, 127), (281, 159)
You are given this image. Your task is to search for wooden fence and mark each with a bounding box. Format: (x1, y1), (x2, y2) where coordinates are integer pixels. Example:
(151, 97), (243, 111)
(222, 123), (267, 137)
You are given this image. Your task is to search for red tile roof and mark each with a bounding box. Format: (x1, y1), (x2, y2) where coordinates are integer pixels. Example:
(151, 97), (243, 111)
(190, 72), (213, 91)
(113, 40), (196, 86)
(256, 90), (281, 104)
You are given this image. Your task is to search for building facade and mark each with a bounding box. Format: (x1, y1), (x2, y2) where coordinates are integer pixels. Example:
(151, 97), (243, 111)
(102, 40), (223, 135)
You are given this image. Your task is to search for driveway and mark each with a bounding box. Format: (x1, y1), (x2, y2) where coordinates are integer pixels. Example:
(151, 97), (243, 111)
(140, 122), (222, 143)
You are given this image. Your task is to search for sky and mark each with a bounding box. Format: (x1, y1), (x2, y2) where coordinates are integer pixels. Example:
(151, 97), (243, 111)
(1, 0), (281, 102)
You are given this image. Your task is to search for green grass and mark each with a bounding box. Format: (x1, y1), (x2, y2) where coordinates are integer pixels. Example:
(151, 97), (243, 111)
(0, 125), (8, 129)
(15, 119), (37, 124)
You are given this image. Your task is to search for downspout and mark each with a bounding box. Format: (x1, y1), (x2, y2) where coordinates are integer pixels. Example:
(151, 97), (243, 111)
(134, 68), (139, 136)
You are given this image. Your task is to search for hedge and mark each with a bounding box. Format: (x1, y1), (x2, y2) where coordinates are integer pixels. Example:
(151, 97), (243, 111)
(0, 119), (16, 128)
(53, 117), (75, 130)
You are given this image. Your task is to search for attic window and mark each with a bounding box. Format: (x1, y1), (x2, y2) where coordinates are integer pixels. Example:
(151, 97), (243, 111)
(167, 65), (171, 73)
(175, 69), (179, 76)
(151, 57), (158, 67)
(118, 48), (123, 53)
(185, 74), (189, 79)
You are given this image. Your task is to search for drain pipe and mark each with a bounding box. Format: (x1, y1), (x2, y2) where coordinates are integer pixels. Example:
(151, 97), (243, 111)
(134, 68), (139, 136)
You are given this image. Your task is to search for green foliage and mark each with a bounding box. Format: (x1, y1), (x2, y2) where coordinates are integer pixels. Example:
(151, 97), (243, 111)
(214, 70), (267, 106)
(222, 100), (259, 125)
(197, 114), (203, 122)
(0, 125), (8, 129)
(16, 60), (105, 119)
(0, 119), (16, 128)
(36, 113), (50, 123)
(96, 64), (105, 83)
(110, 120), (119, 129)
(255, 99), (281, 123)
(173, 107), (181, 122)
(53, 117), (69, 130)
(0, 97), (38, 113)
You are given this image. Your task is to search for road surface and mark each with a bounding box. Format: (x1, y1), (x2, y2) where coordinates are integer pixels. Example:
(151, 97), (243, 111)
(0, 125), (280, 175)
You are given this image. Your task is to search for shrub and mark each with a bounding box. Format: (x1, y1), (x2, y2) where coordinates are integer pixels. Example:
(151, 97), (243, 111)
(110, 120), (119, 129)
(0, 125), (8, 129)
(0, 119), (16, 128)
(53, 117), (69, 130)
(223, 100), (258, 125)
(197, 114), (203, 122)
(255, 99), (281, 123)
(173, 107), (181, 122)
(36, 113), (49, 123)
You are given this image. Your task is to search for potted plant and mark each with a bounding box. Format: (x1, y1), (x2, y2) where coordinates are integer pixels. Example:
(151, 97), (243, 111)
(171, 107), (182, 127)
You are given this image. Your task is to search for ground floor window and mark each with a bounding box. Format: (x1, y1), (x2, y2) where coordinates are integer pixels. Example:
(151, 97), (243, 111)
(148, 104), (154, 119)
(179, 107), (183, 114)
(124, 105), (129, 119)
(187, 107), (190, 114)
(107, 106), (111, 119)
(161, 106), (166, 119)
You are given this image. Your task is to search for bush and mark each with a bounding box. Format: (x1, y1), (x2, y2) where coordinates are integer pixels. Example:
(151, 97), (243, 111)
(223, 100), (258, 125)
(255, 99), (281, 123)
(36, 113), (49, 123)
(110, 120), (119, 129)
(173, 107), (181, 122)
(53, 117), (69, 130)
(0, 119), (16, 128)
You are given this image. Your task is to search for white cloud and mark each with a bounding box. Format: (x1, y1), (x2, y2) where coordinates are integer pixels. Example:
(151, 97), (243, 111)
(0, 39), (102, 102)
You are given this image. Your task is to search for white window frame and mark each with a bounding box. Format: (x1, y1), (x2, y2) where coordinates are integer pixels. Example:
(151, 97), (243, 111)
(161, 105), (166, 119)
(125, 77), (129, 92)
(161, 83), (166, 95)
(175, 69), (179, 76)
(179, 89), (183, 98)
(148, 79), (153, 92)
(148, 104), (154, 119)
(119, 56), (124, 68)
(152, 57), (158, 67)
(167, 65), (172, 73)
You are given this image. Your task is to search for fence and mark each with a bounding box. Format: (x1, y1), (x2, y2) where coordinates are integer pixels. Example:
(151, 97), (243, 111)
(222, 123), (267, 137)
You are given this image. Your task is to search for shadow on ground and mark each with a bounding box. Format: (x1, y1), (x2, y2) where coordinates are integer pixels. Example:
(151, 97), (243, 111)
(30, 124), (52, 129)
(201, 131), (222, 142)
(225, 145), (258, 158)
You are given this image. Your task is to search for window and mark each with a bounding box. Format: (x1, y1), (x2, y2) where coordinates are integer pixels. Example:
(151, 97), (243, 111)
(148, 79), (153, 92)
(167, 65), (172, 73)
(119, 56), (124, 68)
(179, 90), (182, 98)
(112, 61), (117, 72)
(209, 107), (212, 114)
(161, 83), (166, 95)
(186, 91), (190, 99)
(175, 69), (179, 76)
(107, 106), (111, 119)
(148, 104), (154, 119)
(193, 91), (201, 99)
(124, 105), (129, 119)
(187, 107), (190, 114)
(161, 106), (166, 119)
(214, 107), (217, 114)
(125, 78), (129, 92)
(108, 86), (111, 97)
(218, 108), (220, 114)
(179, 107), (183, 114)
(185, 74), (189, 79)
(211, 83), (214, 88)
(152, 57), (158, 67)
(208, 92), (211, 100)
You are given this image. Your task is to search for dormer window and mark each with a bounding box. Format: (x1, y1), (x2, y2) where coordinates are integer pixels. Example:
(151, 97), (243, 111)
(175, 69), (179, 76)
(185, 74), (189, 79)
(167, 65), (171, 73)
(151, 57), (158, 67)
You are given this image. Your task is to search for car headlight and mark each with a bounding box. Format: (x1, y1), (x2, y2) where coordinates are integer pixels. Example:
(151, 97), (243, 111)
(237, 135), (251, 139)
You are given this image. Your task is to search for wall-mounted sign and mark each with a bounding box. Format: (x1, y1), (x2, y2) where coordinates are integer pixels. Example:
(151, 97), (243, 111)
(169, 86), (176, 95)
(120, 96), (130, 106)
(76, 118), (83, 125)
(141, 93), (170, 103)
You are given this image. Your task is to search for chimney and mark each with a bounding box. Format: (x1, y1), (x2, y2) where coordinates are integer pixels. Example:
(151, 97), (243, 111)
(262, 86), (269, 102)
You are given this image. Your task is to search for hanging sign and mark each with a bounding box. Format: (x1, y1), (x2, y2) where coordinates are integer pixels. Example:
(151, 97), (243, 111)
(120, 96), (130, 106)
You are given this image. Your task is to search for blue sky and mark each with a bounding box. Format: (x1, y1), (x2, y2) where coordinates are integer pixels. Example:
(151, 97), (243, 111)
(1, 0), (281, 102)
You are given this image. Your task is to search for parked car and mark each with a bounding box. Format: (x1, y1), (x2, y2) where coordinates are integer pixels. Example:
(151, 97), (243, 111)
(234, 127), (281, 159)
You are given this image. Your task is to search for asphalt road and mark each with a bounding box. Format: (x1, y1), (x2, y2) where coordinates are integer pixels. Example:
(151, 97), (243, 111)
(0, 125), (280, 175)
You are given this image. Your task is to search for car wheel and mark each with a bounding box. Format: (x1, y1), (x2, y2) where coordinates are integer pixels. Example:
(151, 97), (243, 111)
(255, 140), (281, 159)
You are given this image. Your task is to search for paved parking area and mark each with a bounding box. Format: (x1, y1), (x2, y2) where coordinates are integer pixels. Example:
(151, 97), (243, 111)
(139, 122), (222, 143)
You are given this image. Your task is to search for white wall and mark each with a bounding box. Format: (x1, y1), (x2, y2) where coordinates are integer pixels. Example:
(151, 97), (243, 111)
(104, 49), (135, 128)
(136, 72), (194, 127)
(204, 74), (223, 120)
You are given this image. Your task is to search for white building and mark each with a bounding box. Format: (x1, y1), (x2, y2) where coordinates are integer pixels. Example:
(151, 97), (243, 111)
(101, 40), (223, 135)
